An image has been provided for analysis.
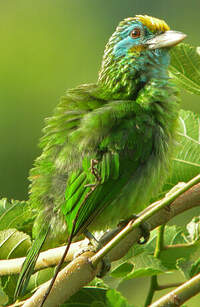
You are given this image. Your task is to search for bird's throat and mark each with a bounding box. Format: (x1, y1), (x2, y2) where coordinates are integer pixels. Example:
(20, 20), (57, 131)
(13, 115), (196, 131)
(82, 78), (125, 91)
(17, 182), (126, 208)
(98, 48), (170, 100)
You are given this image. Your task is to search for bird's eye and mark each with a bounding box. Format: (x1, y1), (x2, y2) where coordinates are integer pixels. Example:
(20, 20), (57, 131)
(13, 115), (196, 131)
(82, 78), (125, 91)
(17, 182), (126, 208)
(130, 28), (141, 39)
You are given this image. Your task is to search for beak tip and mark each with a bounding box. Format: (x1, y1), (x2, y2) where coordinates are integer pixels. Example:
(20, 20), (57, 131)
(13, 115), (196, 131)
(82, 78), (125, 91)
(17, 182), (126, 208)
(182, 33), (187, 40)
(147, 30), (187, 50)
(172, 32), (187, 46)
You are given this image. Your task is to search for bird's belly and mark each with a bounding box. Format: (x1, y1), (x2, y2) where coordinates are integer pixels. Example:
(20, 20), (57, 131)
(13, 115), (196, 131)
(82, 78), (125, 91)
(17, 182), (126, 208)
(88, 147), (169, 232)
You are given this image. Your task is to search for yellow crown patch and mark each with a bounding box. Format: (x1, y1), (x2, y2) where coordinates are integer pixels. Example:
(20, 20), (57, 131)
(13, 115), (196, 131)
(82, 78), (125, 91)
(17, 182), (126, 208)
(134, 15), (170, 32)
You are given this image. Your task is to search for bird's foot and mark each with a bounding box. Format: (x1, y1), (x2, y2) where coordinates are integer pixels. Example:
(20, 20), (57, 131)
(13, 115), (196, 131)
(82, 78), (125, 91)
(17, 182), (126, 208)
(73, 231), (97, 259)
(84, 229), (99, 248)
(96, 255), (111, 277)
(117, 215), (150, 244)
(76, 229), (111, 277)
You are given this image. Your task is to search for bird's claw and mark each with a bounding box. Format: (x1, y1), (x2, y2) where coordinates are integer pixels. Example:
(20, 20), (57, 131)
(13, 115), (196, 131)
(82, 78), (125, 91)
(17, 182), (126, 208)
(117, 214), (150, 244)
(80, 230), (111, 277)
(96, 255), (111, 277)
(137, 220), (150, 244)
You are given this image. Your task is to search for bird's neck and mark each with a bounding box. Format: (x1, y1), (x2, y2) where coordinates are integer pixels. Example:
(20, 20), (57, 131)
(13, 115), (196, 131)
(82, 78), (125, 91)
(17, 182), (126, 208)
(98, 48), (171, 100)
(98, 48), (179, 139)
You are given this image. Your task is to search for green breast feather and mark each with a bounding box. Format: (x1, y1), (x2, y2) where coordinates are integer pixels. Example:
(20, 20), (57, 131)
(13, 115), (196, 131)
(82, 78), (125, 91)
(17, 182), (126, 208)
(30, 78), (178, 238)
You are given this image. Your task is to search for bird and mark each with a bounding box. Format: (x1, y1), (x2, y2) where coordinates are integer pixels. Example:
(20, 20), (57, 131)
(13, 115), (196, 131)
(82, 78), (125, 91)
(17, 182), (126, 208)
(15, 14), (186, 302)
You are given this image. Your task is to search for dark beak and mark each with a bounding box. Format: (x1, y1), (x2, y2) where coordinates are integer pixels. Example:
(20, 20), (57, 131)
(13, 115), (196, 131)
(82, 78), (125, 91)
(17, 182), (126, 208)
(146, 30), (187, 50)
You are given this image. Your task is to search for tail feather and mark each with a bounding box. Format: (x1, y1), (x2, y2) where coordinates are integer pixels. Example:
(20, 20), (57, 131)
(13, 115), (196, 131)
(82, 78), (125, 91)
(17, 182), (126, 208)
(14, 224), (50, 299)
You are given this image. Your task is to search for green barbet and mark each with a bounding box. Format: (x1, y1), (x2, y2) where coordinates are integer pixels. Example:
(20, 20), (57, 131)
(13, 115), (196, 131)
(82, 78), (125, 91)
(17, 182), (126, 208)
(15, 15), (186, 299)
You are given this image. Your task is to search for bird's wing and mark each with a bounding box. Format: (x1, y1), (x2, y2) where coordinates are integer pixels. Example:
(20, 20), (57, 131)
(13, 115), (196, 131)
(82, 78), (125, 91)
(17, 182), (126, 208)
(61, 98), (154, 237)
(62, 151), (121, 236)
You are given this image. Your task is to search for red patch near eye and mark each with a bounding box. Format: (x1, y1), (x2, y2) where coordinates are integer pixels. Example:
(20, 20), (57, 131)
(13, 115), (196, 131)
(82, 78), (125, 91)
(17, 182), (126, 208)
(130, 28), (141, 38)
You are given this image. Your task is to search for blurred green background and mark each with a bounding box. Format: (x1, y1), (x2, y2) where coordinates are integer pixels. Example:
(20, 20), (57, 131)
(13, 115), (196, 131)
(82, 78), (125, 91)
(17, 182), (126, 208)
(0, 1), (200, 305)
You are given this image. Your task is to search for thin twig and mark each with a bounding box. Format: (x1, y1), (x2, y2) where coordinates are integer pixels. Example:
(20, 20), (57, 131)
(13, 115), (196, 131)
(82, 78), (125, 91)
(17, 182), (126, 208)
(145, 275), (158, 307)
(19, 177), (200, 306)
(0, 239), (88, 276)
(145, 225), (165, 306)
(157, 282), (183, 290)
(91, 174), (200, 267)
(150, 272), (200, 307)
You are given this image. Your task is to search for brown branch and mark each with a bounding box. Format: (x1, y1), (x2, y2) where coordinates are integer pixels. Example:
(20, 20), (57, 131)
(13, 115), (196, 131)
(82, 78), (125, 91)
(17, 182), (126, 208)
(0, 239), (88, 276)
(22, 252), (101, 307)
(16, 181), (200, 307)
(2, 184), (199, 278)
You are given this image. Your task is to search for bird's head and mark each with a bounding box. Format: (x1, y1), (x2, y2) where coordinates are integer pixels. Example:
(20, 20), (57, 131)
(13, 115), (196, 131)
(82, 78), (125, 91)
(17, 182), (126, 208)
(98, 15), (186, 98)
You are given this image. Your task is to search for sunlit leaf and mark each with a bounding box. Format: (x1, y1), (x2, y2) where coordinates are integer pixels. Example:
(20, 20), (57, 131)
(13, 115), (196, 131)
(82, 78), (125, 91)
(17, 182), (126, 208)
(176, 217), (200, 279)
(0, 229), (31, 303)
(0, 198), (34, 235)
(0, 283), (8, 306)
(26, 267), (55, 295)
(125, 254), (166, 279)
(161, 220), (200, 273)
(162, 109), (200, 193)
(106, 289), (135, 307)
(0, 229), (31, 260)
(170, 43), (200, 95)
(187, 217), (200, 242)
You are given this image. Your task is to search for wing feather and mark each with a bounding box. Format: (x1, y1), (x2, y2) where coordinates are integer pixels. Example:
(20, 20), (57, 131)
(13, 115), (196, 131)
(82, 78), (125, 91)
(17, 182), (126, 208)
(63, 152), (121, 236)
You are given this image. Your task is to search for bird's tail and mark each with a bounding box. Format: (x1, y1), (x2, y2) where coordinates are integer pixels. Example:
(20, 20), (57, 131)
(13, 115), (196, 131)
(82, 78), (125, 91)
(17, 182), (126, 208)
(39, 189), (92, 306)
(14, 223), (50, 299)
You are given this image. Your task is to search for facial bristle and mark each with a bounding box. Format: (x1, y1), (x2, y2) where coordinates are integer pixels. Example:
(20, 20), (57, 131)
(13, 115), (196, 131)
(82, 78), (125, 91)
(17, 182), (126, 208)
(134, 15), (170, 32)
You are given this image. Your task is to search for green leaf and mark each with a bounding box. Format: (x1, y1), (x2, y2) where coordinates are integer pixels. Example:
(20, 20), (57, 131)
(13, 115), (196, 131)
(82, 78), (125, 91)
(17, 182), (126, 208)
(190, 257), (200, 277)
(0, 229), (31, 260)
(187, 217), (200, 242)
(0, 229), (31, 303)
(89, 278), (110, 289)
(117, 225), (199, 279)
(170, 43), (200, 95)
(109, 231), (160, 283)
(160, 220), (200, 273)
(160, 245), (198, 272)
(125, 254), (166, 279)
(106, 289), (135, 307)
(124, 229), (157, 258)
(162, 109), (200, 193)
(26, 267), (55, 295)
(160, 225), (185, 245)
(123, 225), (184, 262)
(111, 262), (134, 278)
(176, 217), (200, 279)
(62, 287), (135, 307)
(177, 258), (195, 280)
(0, 283), (8, 306)
(1, 275), (19, 304)
(61, 287), (107, 307)
(175, 110), (200, 175)
(2, 267), (55, 304)
(0, 198), (34, 235)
